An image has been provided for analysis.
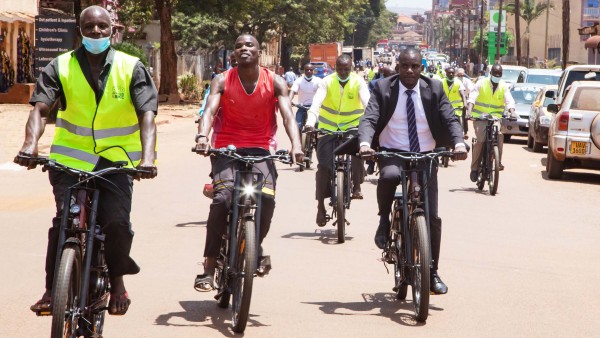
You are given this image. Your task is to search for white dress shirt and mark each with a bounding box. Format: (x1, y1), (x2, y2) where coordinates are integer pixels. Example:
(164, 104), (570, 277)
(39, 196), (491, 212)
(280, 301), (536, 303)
(378, 81), (436, 152)
(305, 74), (370, 127)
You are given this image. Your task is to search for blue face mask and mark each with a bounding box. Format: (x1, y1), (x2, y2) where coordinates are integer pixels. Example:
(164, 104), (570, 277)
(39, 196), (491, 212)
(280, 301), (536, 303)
(81, 34), (111, 54)
(336, 74), (350, 83)
(490, 75), (501, 84)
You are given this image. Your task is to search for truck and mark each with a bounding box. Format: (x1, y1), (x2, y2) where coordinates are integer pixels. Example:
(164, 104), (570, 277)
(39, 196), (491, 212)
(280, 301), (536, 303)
(353, 47), (373, 64)
(309, 42), (342, 68)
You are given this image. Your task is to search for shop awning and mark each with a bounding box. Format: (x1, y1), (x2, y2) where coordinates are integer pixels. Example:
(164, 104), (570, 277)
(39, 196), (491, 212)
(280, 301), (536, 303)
(585, 35), (600, 49)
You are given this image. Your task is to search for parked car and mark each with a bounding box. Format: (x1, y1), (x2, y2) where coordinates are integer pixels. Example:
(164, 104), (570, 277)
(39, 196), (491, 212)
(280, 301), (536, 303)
(310, 62), (334, 79)
(546, 81), (600, 179)
(554, 65), (600, 105)
(527, 85), (558, 152)
(518, 68), (562, 85)
(501, 83), (541, 142)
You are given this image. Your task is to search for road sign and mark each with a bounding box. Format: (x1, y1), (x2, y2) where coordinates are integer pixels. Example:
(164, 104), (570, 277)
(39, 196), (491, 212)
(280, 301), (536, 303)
(488, 10), (506, 33)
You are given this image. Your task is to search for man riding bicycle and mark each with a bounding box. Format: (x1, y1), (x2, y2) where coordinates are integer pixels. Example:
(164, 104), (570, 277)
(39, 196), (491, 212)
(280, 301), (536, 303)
(193, 34), (303, 291)
(358, 48), (468, 294)
(289, 63), (322, 131)
(14, 5), (158, 316)
(443, 67), (468, 140)
(304, 54), (370, 227)
(466, 64), (518, 182)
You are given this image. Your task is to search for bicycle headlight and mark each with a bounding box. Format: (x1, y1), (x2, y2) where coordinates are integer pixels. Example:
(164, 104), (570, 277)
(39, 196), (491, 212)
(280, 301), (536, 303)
(242, 184), (256, 196)
(70, 204), (81, 214)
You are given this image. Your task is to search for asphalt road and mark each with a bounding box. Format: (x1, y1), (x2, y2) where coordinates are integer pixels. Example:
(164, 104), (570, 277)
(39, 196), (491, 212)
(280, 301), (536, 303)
(2, 108), (600, 337)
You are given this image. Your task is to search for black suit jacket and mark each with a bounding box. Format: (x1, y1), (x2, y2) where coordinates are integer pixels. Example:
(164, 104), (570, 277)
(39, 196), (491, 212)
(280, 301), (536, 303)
(358, 74), (464, 151)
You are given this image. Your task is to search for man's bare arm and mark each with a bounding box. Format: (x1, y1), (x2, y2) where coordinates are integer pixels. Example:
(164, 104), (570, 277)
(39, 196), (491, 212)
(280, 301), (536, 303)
(14, 102), (50, 169)
(137, 110), (157, 179)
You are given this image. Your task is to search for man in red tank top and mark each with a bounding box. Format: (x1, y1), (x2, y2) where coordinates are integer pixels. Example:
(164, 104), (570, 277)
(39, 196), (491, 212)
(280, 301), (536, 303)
(193, 34), (303, 292)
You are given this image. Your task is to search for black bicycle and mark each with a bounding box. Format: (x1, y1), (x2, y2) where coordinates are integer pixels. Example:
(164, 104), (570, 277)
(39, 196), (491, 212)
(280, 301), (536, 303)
(192, 145), (296, 333)
(293, 103), (316, 169)
(469, 114), (513, 196)
(19, 156), (145, 338)
(312, 129), (355, 243)
(375, 149), (453, 323)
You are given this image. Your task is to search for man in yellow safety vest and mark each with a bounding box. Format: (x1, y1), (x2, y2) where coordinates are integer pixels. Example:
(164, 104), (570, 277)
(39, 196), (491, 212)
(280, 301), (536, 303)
(443, 67), (468, 140)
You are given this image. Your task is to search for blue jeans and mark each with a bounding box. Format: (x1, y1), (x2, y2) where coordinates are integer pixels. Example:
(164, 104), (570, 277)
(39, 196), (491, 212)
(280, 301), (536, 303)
(295, 106), (308, 131)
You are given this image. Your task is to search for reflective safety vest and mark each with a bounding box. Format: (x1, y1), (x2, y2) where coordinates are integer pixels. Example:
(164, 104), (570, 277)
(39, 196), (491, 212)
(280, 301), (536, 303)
(318, 73), (364, 131)
(442, 78), (464, 115)
(51, 50), (143, 170)
(367, 69), (375, 81)
(472, 78), (506, 118)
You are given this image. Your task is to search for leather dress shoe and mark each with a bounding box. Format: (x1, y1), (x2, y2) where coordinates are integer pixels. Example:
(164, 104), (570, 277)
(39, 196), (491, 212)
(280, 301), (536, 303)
(470, 170), (478, 182)
(374, 221), (390, 249)
(430, 273), (448, 294)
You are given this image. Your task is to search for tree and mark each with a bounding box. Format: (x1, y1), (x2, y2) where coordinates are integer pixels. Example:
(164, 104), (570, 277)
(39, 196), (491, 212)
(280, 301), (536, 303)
(505, 0), (552, 67)
(155, 0), (179, 101)
(562, 0), (569, 70)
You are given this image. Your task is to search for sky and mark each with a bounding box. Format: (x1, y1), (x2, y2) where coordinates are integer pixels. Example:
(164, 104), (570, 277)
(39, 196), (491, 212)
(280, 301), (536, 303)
(385, 0), (432, 10)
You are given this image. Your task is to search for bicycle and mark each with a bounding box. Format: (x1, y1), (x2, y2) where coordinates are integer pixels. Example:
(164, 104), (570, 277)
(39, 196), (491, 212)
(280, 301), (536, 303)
(468, 114), (514, 196)
(191, 145), (297, 333)
(375, 149), (454, 323)
(313, 129), (355, 243)
(440, 107), (466, 169)
(293, 103), (316, 169)
(18, 155), (146, 338)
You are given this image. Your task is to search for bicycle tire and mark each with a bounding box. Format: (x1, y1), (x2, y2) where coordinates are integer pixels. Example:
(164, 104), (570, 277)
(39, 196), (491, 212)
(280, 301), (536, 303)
(231, 218), (256, 333)
(86, 241), (109, 337)
(336, 172), (345, 243)
(215, 237), (230, 309)
(391, 200), (407, 300)
(411, 214), (430, 323)
(50, 245), (82, 338)
(302, 134), (312, 169)
(489, 146), (500, 196)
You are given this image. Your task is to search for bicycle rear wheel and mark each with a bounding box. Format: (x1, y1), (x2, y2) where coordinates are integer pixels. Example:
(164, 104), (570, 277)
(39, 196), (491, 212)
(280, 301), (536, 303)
(335, 172), (345, 243)
(489, 146), (500, 196)
(411, 215), (430, 323)
(50, 245), (82, 338)
(231, 218), (257, 333)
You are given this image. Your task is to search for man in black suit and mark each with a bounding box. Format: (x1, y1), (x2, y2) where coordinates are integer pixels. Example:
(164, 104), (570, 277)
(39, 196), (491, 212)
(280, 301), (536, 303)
(358, 48), (468, 294)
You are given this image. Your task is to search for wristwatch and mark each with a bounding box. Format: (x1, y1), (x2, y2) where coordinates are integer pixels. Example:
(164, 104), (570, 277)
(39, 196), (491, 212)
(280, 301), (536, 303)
(195, 134), (207, 143)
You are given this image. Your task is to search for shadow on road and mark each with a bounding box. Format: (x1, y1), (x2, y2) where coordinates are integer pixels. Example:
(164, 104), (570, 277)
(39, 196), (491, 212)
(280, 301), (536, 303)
(154, 300), (268, 336)
(175, 221), (207, 227)
(448, 187), (488, 195)
(540, 169), (600, 185)
(281, 229), (354, 244)
(303, 292), (443, 326)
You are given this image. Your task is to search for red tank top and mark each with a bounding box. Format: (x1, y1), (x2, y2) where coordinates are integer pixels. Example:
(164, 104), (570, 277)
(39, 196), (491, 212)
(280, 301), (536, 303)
(213, 67), (278, 150)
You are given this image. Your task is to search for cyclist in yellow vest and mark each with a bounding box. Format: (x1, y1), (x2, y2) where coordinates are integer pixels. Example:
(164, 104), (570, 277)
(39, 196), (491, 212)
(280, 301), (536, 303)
(443, 67), (468, 140)
(305, 54), (370, 226)
(14, 5), (157, 316)
(366, 65), (376, 82)
(466, 64), (518, 182)
(425, 64), (442, 81)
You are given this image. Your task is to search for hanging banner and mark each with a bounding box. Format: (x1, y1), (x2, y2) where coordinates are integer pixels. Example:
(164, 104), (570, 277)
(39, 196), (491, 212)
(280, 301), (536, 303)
(34, 15), (76, 77)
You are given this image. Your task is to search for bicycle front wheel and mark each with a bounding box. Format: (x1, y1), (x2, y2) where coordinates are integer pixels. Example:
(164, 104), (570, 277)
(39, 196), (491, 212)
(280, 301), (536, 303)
(231, 218), (257, 333)
(302, 134), (313, 169)
(489, 146), (500, 196)
(51, 245), (82, 338)
(335, 172), (345, 243)
(411, 214), (430, 323)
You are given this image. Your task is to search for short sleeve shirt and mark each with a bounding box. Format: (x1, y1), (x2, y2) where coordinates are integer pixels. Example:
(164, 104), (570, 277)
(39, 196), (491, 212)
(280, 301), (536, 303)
(290, 76), (322, 106)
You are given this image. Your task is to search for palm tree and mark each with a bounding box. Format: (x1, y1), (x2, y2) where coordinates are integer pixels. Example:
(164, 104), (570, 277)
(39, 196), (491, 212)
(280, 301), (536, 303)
(562, 0), (569, 70)
(505, 0), (553, 67)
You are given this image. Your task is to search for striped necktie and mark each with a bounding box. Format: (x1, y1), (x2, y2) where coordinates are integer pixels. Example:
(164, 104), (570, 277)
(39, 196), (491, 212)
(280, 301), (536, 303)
(405, 89), (420, 152)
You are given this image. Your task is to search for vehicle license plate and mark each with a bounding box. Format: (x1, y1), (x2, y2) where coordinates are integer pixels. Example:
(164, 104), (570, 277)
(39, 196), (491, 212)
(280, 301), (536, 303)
(570, 141), (588, 155)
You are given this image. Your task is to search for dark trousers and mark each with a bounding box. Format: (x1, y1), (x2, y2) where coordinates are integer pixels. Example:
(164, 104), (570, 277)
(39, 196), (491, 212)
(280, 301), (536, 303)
(315, 133), (364, 200)
(46, 169), (139, 290)
(203, 149), (277, 258)
(461, 113), (469, 135)
(377, 154), (443, 272)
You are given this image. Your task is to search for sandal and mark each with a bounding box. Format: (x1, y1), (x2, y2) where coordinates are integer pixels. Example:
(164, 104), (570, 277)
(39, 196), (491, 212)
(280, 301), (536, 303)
(351, 191), (363, 200)
(316, 211), (327, 227)
(108, 291), (131, 316)
(194, 273), (214, 292)
(256, 256), (272, 277)
(30, 294), (51, 314)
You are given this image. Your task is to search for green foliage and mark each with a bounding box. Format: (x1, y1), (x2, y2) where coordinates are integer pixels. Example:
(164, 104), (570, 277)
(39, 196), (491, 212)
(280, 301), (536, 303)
(178, 73), (201, 101)
(117, 0), (155, 40)
(112, 42), (149, 66)
(172, 12), (228, 50)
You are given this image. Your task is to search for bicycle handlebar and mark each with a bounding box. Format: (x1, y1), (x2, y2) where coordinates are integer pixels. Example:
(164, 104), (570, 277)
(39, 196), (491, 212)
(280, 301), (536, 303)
(467, 114), (517, 122)
(373, 150), (455, 161)
(191, 146), (298, 166)
(292, 103), (310, 109)
(15, 155), (150, 176)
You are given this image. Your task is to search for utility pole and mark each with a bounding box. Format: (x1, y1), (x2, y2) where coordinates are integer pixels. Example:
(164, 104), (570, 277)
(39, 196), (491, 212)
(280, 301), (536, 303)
(479, 0), (485, 70)
(544, 0), (550, 61)
(496, 0), (503, 63)
(467, 8), (471, 67)
(460, 15), (465, 64)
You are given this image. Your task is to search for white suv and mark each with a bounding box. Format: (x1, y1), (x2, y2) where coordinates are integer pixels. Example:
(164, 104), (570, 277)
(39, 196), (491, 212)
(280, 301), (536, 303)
(546, 81), (600, 179)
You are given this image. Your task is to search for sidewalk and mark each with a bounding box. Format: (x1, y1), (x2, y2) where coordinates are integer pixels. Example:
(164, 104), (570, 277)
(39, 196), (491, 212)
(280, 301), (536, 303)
(0, 103), (199, 165)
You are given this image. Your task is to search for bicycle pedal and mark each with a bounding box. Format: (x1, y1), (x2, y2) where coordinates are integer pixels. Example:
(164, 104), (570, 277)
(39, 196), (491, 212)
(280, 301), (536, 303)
(35, 310), (52, 316)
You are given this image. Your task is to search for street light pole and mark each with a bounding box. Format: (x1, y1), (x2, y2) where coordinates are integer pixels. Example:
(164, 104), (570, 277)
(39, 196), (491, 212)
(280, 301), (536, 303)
(479, 0), (485, 70)
(496, 0), (504, 63)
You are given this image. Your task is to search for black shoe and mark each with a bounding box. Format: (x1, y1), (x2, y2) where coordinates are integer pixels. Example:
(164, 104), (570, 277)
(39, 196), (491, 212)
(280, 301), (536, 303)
(366, 161), (375, 175)
(256, 255), (272, 277)
(430, 273), (448, 294)
(374, 220), (390, 250)
(470, 170), (478, 182)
